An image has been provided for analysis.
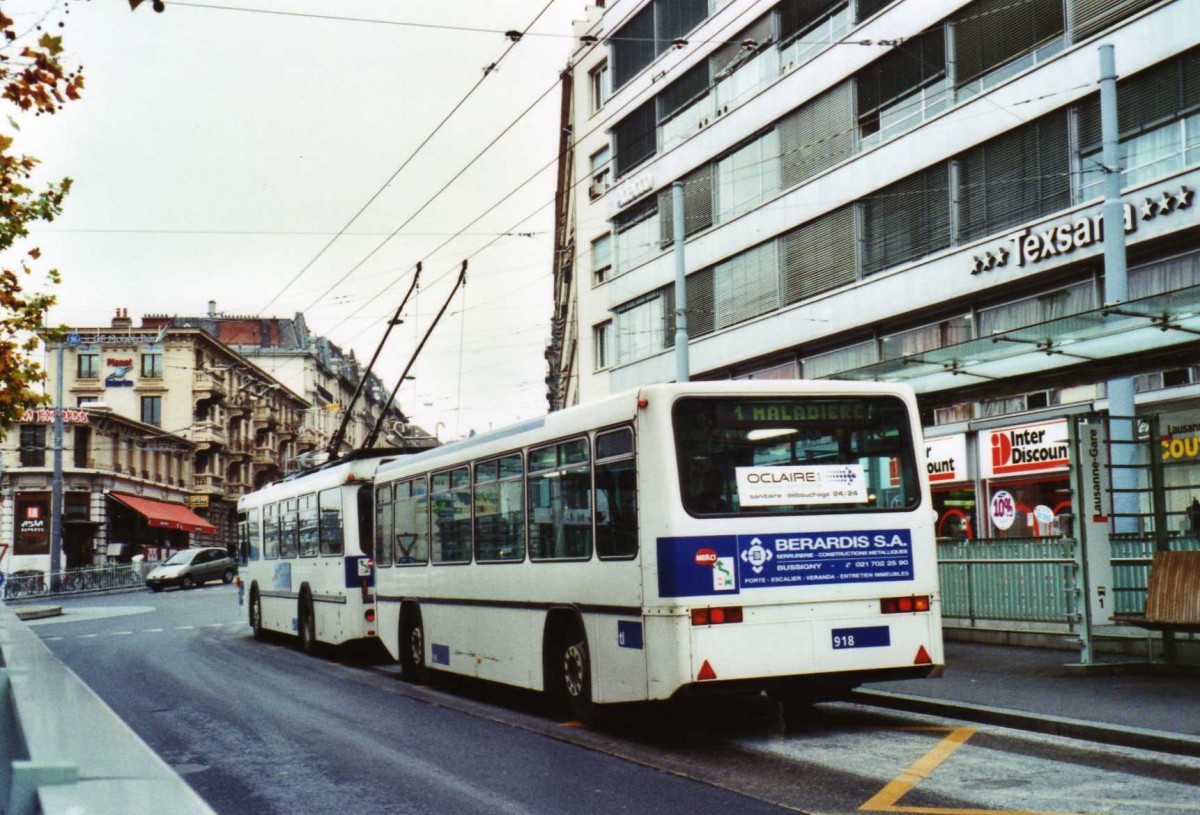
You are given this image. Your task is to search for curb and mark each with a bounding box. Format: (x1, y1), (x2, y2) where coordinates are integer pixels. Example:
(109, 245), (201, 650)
(852, 688), (1200, 759)
(13, 605), (63, 621)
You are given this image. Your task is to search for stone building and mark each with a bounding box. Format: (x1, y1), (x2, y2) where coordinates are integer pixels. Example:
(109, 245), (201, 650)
(0, 404), (209, 575)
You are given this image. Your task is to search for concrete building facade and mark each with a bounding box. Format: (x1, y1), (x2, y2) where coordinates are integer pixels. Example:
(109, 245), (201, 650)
(550, 0), (1200, 539)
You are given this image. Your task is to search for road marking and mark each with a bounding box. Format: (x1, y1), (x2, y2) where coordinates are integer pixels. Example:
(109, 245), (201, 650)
(175, 626), (195, 630)
(860, 727), (1086, 815)
(43, 636), (63, 641)
(202, 623), (224, 628)
(79, 634), (98, 639)
(111, 631), (133, 636)
(144, 628), (163, 633)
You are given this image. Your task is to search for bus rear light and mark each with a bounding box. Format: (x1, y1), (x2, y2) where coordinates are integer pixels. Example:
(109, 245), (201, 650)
(637, 398), (649, 409)
(691, 606), (743, 626)
(881, 595), (930, 614)
(914, 645), (933, 665)
(364, 608), (376, 623)
(697, 660), (717, 680)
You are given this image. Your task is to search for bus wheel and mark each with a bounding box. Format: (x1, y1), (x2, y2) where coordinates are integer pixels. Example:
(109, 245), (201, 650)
(398, 611), (426, 682)
(562, 632), (595, 723)
(249, 588), (265, 640)
(298, 593), (318, 655)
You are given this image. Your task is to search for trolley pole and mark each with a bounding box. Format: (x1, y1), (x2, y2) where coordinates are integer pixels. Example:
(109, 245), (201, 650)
(672, 180), (689, 383)
(50, 340), (65, 589)
(1098, 44), (1137, 534)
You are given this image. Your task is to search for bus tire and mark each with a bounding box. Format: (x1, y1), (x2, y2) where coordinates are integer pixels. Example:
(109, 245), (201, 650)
(249, 586), (265, 640)
(398, 607), (426, 682)
(561, 627), (596, 724)
(298, 590), (318, 655)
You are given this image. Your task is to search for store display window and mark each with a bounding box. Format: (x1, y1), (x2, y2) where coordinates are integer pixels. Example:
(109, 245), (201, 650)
(985, 476), (1072, 538)
(933, 486), (977, 539)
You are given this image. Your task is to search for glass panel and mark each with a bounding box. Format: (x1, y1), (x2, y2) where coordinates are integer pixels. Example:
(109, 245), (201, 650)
(474, 478), (525, 562)
(528, 466), (593, 560)
(499, 454), (523, 479)
(673, 396), (920, 516)
(432, 477), (471, 564)
(529, 446), (558, 472)
(318, 488), (343, 555)
(597, 428), (634, 460)
(247, 507), (261, 561)
(395, 477), (429, 565)
(596, 457), (638, 559)
(374, 487), (394, 566)
(299, 494), (320, 558)
(279, 500), (298, 558)
(264, 504), (279, 559)
(475, 459), (499, 484)
(561, 438), (589, 466)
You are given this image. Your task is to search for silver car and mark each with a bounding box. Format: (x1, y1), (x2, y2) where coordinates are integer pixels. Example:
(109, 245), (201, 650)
(145, 547), (237, 592)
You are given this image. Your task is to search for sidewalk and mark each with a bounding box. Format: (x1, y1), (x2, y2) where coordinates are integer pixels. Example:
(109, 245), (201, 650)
(859, 640), (1200, 756)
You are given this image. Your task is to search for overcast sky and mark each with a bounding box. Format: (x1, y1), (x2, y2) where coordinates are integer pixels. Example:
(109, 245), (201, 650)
(7, 0), (591, 438)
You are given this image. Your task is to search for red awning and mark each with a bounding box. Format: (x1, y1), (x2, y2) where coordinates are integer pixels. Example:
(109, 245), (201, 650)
(109, 492), (217, 534)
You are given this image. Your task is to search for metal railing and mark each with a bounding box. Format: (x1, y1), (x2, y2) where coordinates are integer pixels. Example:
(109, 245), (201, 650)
(937, 537), (1079, 626)
(2, 564), (145, 601)
(1110, 533), (1200, 616)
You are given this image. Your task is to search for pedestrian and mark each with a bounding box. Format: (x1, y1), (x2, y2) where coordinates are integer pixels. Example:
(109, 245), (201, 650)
(1187, 497), (1200, 534)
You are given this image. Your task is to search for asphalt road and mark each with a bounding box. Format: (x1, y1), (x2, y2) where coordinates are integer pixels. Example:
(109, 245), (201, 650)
(27, 587), (1200, 815)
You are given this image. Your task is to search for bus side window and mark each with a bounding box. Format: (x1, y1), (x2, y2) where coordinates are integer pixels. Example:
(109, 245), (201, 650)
(247, 507), (261, 561)
(237, 512), (249, 566)
(596, 428), (637, 559)
(529, 437), (592, 561)
(474, 454), (525, 562)
(357, 485), (375, 560)
(394, 477), (429, 565)
(299, 494), (319, 557)
(279, 498), (298, 558)
(376, 483), (395, 568)
(318, 488), (343, 556)
(431, 467), (471, 564)
(263, 503), (280, 560)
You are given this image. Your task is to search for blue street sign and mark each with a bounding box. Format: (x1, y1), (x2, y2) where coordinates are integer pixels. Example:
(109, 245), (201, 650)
(66, 333), (82, 347)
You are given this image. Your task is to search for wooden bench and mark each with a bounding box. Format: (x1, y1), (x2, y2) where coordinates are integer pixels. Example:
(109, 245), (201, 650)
(1111, 550), (1200, 634)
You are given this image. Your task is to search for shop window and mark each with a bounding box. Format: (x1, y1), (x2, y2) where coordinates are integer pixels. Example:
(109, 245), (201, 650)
(934, 403), (975, 425)
(985, 478), (1072, 538)
(933, 486), (978, 540)
(73, 426), (91, 468)
(77, 353), (99, 379)
(20, 425), (46, 467)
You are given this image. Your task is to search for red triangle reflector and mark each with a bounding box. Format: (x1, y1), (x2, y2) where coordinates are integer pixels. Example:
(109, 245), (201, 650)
(914, 645), (932, 665)
(697, 660), (717, 681)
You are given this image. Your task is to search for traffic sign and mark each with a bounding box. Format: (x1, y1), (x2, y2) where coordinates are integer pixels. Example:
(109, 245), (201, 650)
(66, 332), (82, 347)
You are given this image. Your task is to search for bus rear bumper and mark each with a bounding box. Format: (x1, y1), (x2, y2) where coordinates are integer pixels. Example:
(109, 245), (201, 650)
(668, 663), (943, 701)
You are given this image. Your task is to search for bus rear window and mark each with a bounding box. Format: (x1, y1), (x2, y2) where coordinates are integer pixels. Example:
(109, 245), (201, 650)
(673, 396), (920, 516)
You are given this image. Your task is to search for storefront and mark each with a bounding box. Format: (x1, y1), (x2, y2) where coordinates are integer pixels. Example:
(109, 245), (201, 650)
(980, 420), (1073, 538)
(926, 434), (976, 539)
(106, 492), (216, 562)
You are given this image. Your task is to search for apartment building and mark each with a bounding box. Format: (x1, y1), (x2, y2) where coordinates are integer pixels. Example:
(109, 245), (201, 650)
(0, 405), (203, 574)
(549, 0), (1200, 538)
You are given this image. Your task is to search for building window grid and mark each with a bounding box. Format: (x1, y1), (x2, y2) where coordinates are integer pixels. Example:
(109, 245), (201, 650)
(602, 11), (1193, 371)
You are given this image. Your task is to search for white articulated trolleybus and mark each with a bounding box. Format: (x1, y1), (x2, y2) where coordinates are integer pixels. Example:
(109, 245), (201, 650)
(237, 451), (396, 652)
(371, 381), (943, 718)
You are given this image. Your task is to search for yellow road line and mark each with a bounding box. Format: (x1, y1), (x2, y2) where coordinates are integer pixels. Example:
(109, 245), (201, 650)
(860, 727), (1088, 815)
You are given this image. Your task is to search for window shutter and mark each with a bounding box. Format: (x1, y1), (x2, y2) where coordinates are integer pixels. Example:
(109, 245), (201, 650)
(687, 266), (716, 336)
(855, 0), (893, 23)
(611, 4), (655, 90)
(656, 0), (708, 54)
(778, 80), (854, 188)
(782, 206), (857, 303)
(714, 241), (780, 329)
(953, 0), (1064, 87)
(856, 28), (945, 120)
(657, 63), (710, 123)
(1077, 50), (1198, 152)
(958, 110), (1070, 242)
(1070, 0), (1158, 42)
(659, 163), (714, 246)
(779, 0), (842, 41)
(861, 163), (950, 275)
(710, 12), (776, 77)
(613, 98), (658, 175)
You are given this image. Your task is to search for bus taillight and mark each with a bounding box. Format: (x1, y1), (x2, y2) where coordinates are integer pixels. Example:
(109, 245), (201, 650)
(364, 608), (376, 623)
(881, 595), (931, 614)
(691, 606), (743, 626)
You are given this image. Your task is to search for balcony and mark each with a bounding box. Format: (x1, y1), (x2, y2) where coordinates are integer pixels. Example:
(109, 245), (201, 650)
(190, 421), (227, 449)
(226, 438), (253, 460)
(251, 403), (278, 428)
(277, 422), (300, 440)
(192, 371), (227, 400)
(193, 472), (225, 494)
(252, 446), (277, 467)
